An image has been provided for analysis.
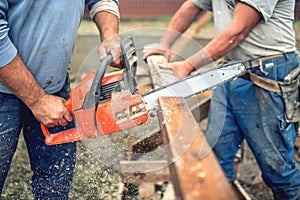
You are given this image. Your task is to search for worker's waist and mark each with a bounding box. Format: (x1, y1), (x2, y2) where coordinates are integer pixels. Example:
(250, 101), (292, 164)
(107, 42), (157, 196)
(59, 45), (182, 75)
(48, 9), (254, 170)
(246, 52), (296, 69)
(240, 51), (298, 93)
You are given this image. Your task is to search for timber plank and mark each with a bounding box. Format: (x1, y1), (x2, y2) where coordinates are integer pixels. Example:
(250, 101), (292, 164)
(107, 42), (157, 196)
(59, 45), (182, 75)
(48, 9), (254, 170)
(120, 160), (170, 183)
(157, 96), (237, 200)
(146, 55), (178, 89)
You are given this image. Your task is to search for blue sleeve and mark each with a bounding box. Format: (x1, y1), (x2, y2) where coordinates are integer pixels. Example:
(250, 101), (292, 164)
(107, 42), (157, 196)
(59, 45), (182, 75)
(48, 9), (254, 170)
(0, 1), (17, 68)
(85, 0), (119, 10)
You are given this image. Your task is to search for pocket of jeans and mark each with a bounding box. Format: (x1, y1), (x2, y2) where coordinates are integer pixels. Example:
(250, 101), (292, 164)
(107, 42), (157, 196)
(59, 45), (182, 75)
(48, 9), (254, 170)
(277, 115), (296, 151)
(261, 60), (276, 76)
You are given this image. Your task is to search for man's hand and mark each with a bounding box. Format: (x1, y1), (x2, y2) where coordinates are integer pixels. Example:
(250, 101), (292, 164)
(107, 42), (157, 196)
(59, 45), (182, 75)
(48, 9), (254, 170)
(142, 1), (202, 63)
(142, 43), (171, 62)
(98, 34), (123, 68)
(93, 11), (122, 68)
(160, 60), (195, 79)
(0, 55), (72, 128)
(29, 94), (73, 128)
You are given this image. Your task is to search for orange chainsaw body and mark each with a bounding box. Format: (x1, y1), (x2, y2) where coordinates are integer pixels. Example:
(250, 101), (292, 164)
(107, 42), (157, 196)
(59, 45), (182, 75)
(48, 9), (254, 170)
(41, 70), (148, 145)
(41, 37), (148, 145)
(96, 91), (148, 135)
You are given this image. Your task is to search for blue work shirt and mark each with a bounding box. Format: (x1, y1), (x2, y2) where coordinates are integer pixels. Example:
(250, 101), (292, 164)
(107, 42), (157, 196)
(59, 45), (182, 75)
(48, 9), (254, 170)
(0, 0), (117, 94)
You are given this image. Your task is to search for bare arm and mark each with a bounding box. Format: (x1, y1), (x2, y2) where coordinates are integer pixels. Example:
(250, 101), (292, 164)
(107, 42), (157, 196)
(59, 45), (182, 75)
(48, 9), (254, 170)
(0, 55), (45, 107)
(94, 11), (119, 41)
(187, 2), (262, 70)
(0, 55), (72, 127)
(142, 0), (203, 61)
(94, 11), (122, 67)
(160, 0), (203, 48)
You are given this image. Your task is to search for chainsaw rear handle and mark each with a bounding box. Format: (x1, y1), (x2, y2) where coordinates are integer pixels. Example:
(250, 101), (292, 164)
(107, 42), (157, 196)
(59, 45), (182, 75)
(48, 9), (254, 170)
(40, 99), (77, 145)
(41, 54), (114, 145)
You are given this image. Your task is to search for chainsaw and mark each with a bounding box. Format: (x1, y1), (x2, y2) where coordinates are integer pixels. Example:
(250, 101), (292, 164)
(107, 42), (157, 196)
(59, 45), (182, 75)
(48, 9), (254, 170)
(41, 36), (246, 145)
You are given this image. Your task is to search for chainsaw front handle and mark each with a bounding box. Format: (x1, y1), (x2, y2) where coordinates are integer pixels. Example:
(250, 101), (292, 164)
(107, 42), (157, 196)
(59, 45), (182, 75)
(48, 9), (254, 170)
(83, 54), (113, 109)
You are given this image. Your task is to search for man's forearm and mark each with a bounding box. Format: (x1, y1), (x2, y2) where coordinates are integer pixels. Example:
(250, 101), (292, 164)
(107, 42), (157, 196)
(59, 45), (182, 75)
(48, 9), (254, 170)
(94, 11), (119, 41)
(0, 55), (46, 108)
(188, 2), (262, 69)
(160, 1), (202, 48)
(92, 8), (122, 67)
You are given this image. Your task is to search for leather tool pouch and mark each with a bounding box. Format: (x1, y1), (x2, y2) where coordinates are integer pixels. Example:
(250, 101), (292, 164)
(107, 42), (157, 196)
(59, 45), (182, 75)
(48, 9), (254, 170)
(243, 52), (300, 122)
(279, 65), (300, 123)
(279, 78), (300, 122)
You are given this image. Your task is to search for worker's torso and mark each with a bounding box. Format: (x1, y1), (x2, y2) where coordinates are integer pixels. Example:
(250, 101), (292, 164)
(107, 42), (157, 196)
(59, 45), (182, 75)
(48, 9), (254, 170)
(192, 0), (297, 60)
(0, 0), (85, 94)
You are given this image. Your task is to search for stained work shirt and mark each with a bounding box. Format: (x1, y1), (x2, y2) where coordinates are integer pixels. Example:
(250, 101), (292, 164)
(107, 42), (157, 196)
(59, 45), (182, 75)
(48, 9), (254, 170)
(190, 0), (297, 60)
(0, 0), (118, 94)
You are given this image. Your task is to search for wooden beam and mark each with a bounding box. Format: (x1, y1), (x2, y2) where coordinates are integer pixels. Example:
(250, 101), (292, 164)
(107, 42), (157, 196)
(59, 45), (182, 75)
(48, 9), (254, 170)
(157, 96), (237, 200)
(146, 55), (179, 89)
(120, 160), (170, 183)
(131, 131), (163, 160)
(130, 93), (211, 160)
(186, 93), (211, 122)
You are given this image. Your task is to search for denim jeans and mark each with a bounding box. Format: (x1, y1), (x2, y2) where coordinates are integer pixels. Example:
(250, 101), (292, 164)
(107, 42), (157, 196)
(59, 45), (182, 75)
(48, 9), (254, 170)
(206, 52), (300, 199)
(0, 76), (76, 199)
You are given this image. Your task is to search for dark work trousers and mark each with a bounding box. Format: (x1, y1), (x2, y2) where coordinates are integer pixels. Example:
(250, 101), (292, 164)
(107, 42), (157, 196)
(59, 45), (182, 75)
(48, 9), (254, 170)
(0, 76), (76, 199)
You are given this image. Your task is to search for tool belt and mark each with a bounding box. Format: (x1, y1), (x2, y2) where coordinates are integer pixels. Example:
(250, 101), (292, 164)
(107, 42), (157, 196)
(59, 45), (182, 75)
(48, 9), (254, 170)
(242, 51), (300, 123)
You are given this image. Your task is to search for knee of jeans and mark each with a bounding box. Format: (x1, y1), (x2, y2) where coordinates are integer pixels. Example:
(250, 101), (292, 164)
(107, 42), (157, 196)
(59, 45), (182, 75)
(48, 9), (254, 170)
(277, 115), (297, 151)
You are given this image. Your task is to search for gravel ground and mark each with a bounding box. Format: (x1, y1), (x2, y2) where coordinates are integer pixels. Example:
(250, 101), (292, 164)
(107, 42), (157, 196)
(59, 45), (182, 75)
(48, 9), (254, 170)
(0, 124), (275, 200)
(1, 133), (169, 200)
